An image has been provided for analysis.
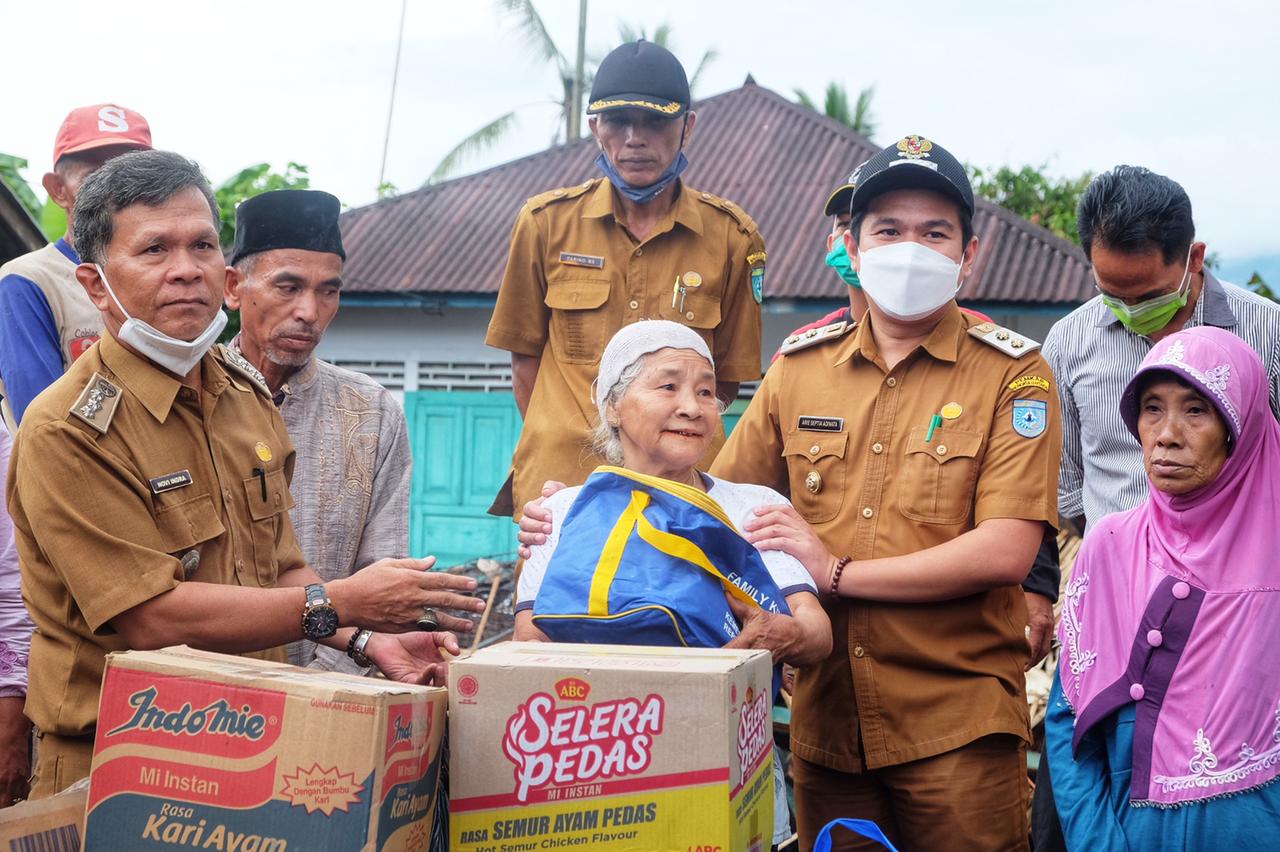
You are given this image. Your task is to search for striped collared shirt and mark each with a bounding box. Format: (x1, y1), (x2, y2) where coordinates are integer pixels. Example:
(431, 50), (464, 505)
(1044, 271), (1280, 525)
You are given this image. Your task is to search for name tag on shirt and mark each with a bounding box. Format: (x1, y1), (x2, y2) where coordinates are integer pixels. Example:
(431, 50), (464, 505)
(798, 415), (845, 432)
(150, 469), (193, 494)
(559, 251), (605, 269)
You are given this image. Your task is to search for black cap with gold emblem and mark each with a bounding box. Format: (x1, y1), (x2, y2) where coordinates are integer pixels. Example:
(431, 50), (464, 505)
(846, 135), (975, 218)
(587, 40), (690, 117)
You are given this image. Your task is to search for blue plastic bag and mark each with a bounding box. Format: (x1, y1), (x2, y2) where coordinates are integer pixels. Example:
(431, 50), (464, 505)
(812, 818), (901, 852)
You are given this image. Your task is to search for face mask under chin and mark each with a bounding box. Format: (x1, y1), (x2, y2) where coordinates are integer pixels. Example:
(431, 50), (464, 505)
(95, 263), (227, 375)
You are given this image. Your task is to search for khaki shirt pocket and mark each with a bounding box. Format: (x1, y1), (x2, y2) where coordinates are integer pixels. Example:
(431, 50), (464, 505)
(657, 282), (723, 331)
(155, 493), (226, 579)
(243, 468), (293, 586)
(783, 431), (848, 524)
(545, 277), (612, 364)
(898, 426), (984, 525)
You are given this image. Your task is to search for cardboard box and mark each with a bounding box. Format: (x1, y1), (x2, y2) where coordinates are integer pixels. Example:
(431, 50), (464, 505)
(0, 778), (87, 850)
(84, 646), (445, 851)
(450, 642), (774, 852)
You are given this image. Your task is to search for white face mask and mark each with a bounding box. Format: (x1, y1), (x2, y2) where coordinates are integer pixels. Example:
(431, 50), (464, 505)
(857, 241), (964, 322)
(95, 264), (227, 376)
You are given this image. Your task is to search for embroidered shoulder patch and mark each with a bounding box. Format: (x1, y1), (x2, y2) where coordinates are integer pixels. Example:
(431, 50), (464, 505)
(1008, 375), (1051, 392)
(1012, 399), (1048, 438)
(69, 372), (122, 434)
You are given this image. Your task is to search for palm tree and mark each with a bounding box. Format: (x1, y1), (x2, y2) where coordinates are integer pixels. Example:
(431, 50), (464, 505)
(794, 82), (876, 139)
(427, 1), (582, 185)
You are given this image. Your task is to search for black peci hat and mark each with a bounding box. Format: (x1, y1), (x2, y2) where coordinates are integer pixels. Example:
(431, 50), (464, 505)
(587, 40), (690, 117)
(846, 135), (975, 218)
(230, 189), (346, 266)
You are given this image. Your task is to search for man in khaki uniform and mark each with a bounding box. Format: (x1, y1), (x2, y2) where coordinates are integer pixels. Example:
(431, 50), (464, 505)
(6, 150), (483, 798)
(712, 136), (1061, 850)
(485, 40), (764, 518)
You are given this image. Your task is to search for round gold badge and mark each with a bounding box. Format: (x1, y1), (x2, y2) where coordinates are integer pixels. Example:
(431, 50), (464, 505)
(941, 402), (963, 420)
(805, 471), (822, 494)
(682, 271), (702, 289)
(255, 442), (272, 462)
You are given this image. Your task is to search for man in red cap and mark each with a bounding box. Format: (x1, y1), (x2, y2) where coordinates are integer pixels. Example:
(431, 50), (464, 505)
(0, 103), (150, 806)
(0, 103), (152, 433)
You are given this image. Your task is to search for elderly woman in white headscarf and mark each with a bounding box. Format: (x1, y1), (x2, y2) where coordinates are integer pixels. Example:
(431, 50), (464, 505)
(514, 321), (831, 850)
(513, 320), (830, 662)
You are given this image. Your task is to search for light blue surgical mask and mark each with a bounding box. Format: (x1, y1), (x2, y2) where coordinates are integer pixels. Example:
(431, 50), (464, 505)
(594, 151), (689, 205)
(824, 239), (862, 289)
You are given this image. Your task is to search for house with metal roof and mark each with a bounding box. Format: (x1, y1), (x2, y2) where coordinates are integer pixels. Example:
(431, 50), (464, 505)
(320, 79), (1093, 565)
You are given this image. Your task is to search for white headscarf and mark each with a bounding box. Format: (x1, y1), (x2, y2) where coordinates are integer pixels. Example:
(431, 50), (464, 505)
(593, 320), (714, 423)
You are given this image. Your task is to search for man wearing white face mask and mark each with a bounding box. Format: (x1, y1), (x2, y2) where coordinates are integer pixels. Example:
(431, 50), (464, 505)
(5, 150), (485, 798)
(712, 135), (1061, 850)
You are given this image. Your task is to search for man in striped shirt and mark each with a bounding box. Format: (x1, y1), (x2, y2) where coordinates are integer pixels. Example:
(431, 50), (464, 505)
(1045, 165), (1280, 532)
(1034, 164), (1280, 851)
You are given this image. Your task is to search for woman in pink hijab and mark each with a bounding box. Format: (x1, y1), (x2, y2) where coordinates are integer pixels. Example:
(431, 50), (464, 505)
(1047, 326), (1280, 848)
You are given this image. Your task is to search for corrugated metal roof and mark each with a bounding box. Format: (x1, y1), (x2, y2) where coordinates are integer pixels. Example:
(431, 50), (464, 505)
(340, 81), (1093, 304)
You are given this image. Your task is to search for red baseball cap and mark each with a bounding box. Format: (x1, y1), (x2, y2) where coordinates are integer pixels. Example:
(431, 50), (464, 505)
(52, 103), (152, 165)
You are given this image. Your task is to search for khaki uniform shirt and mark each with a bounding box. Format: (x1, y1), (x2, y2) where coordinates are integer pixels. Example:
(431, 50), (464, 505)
(485, 177), (765, 516)
(6, 333), (302, 737)
(712, 306), (1061, 772)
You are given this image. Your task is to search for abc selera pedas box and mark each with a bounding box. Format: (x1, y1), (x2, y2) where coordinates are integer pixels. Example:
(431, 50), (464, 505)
(450, 643), (774, 852)
(84, 646), (445, 851)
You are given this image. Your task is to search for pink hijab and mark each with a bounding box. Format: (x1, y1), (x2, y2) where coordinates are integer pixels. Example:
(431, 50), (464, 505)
(1057, 326), (1280, 806)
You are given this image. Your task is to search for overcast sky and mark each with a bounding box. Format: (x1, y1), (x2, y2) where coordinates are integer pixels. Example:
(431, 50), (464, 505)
(5, 0), (1277, 266)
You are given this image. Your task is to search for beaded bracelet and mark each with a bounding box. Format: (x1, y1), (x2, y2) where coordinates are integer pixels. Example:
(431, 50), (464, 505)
(829, 556), (852, 596)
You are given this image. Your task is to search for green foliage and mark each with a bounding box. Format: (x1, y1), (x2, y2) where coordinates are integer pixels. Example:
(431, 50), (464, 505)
(428, 112), (519, 186)
(0, 154), (43, 223)
(377, 181), (400, 199)
(1246, 271), (1277, 302)
(794, 82), (875, 138)
(212, 162), (310, 342)
(966, 164), (1093, 245)
(214, 162), (311, 248)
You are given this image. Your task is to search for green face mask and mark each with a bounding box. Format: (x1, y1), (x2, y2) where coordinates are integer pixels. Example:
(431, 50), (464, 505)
(1098, 247), (1193, 336)
(824, 239), (861, 289)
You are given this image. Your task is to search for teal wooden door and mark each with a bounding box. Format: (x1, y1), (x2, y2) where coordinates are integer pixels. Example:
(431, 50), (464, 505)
(404, 391), (522, 567)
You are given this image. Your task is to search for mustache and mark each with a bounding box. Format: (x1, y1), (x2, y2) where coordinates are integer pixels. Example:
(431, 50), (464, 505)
(272, 322), (319, 340)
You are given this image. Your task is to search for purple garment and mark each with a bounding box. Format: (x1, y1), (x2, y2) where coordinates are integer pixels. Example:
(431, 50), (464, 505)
(0, 427), (32, 696)
(1058, 326), (1280, 806)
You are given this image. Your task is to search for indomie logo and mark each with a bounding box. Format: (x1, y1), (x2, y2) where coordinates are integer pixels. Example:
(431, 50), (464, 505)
(501, 692), (664, 802)
(393, 715), (426, 744)
(105, 686), (267, 741)
(736, 687), (769, 778)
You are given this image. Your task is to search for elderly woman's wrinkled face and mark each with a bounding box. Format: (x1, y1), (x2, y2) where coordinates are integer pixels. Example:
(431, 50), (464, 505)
(1138, 377), (1230, 495)
(609, 348), (719, 480)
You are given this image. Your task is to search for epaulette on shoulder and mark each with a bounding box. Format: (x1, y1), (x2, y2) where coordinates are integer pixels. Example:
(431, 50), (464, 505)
(967, 321), (1041, 359)
(527, 179), (599, 213)
(216, 344), (271, 396)
(693, 189), (758, 235)
(69, 372), (122, 435)
(778, 320), (855, 356)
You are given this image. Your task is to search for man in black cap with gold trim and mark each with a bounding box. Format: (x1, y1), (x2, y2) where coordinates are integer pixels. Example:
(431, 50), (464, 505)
(485, 39), (766, 522)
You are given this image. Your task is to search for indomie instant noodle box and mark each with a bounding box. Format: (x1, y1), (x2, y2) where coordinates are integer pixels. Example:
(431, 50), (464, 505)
(83, 646), (445, 851)
(450, 642), (774, 852)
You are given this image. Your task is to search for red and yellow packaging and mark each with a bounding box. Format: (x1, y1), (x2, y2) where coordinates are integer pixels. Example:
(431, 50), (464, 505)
(84, 646), (445, 851)
(450, 643), (774, 852)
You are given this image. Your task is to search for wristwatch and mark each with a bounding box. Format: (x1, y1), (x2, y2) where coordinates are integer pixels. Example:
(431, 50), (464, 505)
(346, 629), (374, 668)
(301, 583), (339, 640)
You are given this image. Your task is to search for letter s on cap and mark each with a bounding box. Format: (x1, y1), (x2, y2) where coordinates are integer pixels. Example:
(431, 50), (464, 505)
(97, 106), (129, 133)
